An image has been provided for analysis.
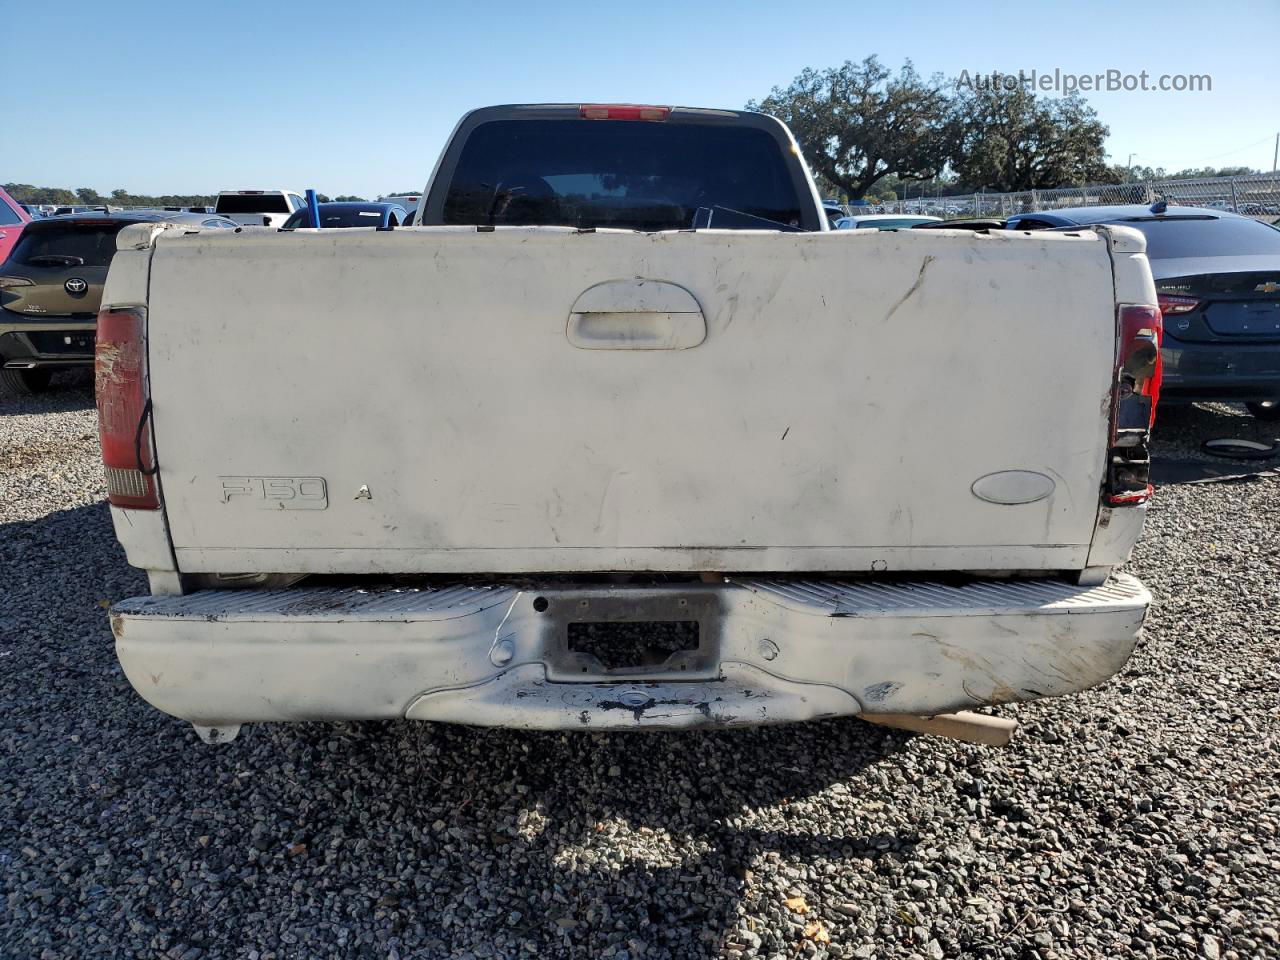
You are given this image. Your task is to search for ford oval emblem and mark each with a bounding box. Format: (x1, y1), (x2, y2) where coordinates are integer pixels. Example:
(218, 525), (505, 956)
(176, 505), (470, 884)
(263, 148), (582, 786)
(971, 470), (1056, 505)
(65, 277), (88, 294)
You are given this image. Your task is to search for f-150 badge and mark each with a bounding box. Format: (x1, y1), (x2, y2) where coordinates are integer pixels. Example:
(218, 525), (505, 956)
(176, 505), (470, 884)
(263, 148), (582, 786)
(219, 476), (328, 510)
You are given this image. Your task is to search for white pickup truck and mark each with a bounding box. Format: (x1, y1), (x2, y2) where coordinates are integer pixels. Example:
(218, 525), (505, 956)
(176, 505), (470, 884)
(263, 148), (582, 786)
(99, 104), (1161, 745)
(212, 189), (306, 228)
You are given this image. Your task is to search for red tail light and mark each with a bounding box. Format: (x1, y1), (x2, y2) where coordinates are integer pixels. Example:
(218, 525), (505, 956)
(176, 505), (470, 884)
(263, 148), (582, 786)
(1117, 304), (1163, 415)
(579, 105), (670, 121)
(1157, 293), (1199, 315)
(1106, 304), (1163, 506)
(95, 306), (159, 509)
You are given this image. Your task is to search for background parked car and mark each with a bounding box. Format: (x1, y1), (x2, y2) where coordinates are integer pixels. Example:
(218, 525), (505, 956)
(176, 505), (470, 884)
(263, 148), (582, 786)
(0, 187), (32, 263)
(214, 190), (306, 228)
(279, 202), (408, 230)
(378, 194), (421, 216)
(1007, 204), (1280, 420)
(821, 202), (846, 228)
(0, 211), (237, 394)
(912, 217), (1007, 231)
(836, 214), (941, 230)
(51, 205), (113, 216)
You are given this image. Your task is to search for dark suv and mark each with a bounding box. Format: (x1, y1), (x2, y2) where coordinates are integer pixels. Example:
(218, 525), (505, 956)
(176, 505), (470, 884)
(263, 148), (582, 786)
(0, 211), (236, 394)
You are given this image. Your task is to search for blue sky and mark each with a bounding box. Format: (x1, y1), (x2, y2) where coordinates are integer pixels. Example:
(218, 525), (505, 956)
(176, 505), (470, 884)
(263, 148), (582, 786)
(6, 0), (1278, 199)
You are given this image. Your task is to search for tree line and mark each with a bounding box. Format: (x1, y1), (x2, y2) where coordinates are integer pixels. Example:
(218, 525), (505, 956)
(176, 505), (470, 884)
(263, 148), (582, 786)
(749, 57), (1263, 202)
(2, 185), (220, 207)
(2, 185), (371, 207)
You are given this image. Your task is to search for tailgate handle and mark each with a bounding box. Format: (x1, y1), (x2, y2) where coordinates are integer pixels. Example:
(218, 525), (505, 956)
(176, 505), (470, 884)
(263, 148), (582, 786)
(567, 279), (705, 350)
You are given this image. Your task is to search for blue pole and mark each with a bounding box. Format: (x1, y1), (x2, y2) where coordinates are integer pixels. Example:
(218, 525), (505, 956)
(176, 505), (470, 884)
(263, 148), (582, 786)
(305, 189), (321, 229)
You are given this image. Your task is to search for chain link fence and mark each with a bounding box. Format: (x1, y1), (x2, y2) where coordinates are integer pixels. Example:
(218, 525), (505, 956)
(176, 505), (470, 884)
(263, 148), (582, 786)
(873, 173), (1280, 223)
(31, 173), (1280, 225)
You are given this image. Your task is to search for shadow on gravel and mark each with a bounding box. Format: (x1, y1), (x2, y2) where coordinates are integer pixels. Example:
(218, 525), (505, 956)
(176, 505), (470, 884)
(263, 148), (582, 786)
(0, 368), (94, 416)
(2, 500), (916, 959)
(1150, 402), (1280, 485)
(1151, 460), (1279, 485)
(193, 717), (916, 958)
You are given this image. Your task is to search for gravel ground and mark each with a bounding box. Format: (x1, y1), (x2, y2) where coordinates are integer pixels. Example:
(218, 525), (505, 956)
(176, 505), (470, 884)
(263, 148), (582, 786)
(2, 380), (1278, 960)
(1152, 402), (1280, 469)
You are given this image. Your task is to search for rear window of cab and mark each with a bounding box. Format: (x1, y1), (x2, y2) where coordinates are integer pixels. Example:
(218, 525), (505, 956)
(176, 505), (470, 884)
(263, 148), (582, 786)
(440, 119), (805, 232)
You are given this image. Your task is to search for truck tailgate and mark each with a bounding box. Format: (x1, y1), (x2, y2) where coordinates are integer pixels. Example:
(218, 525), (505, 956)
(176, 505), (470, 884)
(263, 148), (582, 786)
(146, 227), (1117, 574)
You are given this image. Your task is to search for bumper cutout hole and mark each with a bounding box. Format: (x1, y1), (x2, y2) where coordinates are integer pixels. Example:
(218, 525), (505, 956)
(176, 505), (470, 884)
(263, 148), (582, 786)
(567, 621), (699, 670)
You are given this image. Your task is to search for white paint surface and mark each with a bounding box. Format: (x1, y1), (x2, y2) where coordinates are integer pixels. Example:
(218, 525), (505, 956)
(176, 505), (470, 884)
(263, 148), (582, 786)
(131, 225), (1150, 575)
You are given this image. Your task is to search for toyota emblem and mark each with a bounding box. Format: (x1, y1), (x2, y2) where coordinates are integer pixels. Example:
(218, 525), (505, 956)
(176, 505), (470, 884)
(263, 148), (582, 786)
(65, 277), (88, 294)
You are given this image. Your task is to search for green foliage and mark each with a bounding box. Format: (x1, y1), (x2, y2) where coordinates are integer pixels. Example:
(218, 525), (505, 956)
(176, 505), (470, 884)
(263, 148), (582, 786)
(949, 88), (1109, 191)
(862, 173), (966, 202)
(750, 61), (1130, 196)
(4, 183), (218, 208)
(808, 172), (841, 198)
(1170, 165), (1259, 180)
(748, 57), (956, 202)
(1101, 163), (1164, 183)
(6, 184), (379, 210)
(4, 183), (78, 205)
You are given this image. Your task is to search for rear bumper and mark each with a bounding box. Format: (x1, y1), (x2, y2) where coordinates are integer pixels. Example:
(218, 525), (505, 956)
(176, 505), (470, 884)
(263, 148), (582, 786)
(1162, 340), (1280, 402)
(111, 575), (1150, 731)
(0, 325), (96, 368)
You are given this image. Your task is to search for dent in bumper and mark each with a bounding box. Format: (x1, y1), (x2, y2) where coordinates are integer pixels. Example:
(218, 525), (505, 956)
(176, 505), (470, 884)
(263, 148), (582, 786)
(112, 576), (1150, 730)
(405, 662), (859, 729)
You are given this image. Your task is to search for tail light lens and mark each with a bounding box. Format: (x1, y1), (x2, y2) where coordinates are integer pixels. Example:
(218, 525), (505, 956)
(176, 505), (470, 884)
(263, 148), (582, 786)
(579, 105), (671, 121)
(1106, 304), (1163, 506)
(95, 306), (159, 509)
(1157, 293), (1200, 315)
